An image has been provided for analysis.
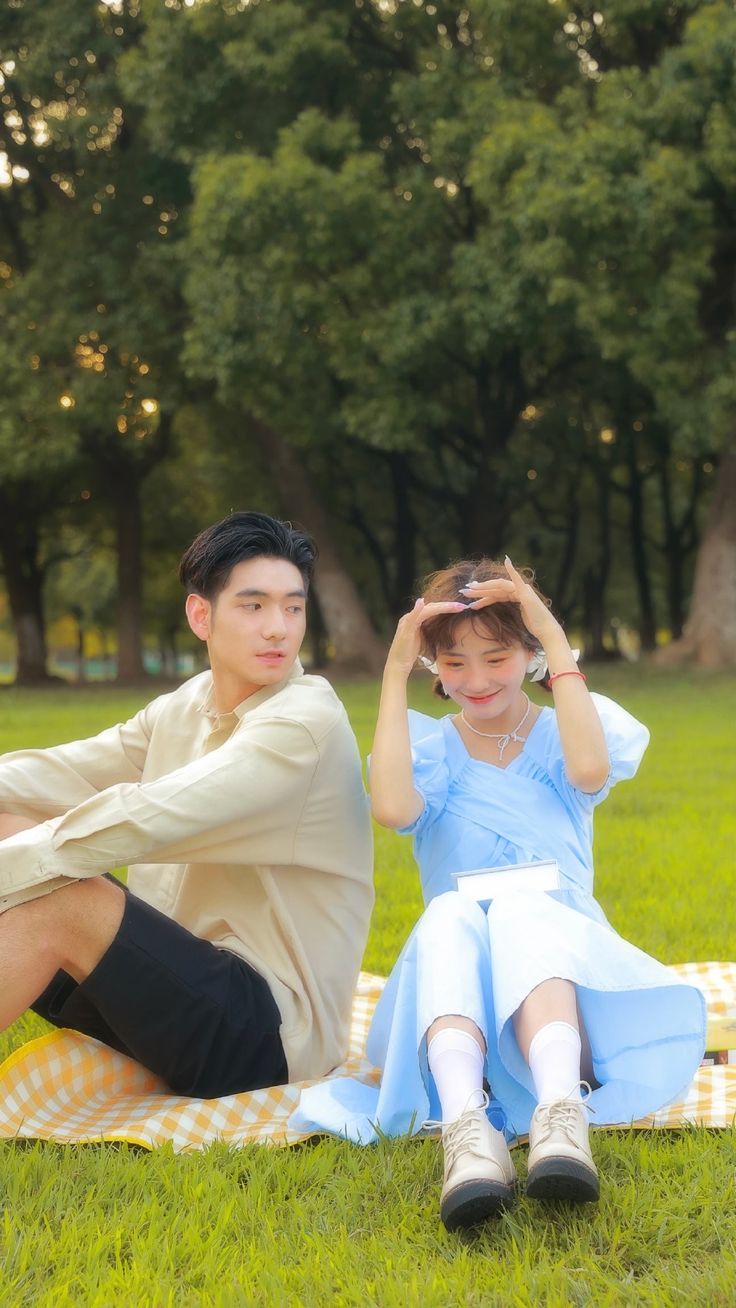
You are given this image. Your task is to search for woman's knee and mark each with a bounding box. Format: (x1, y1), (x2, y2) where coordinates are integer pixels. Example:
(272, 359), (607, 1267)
(486, 890), (537, 933)
(415, 891), (488, 951)
(421, 890), (487, 927)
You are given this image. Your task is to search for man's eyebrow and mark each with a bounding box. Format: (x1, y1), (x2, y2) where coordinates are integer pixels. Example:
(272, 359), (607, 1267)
(234, 588), (307, 599)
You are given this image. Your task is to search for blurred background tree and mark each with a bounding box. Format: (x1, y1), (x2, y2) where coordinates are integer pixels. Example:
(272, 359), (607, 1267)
(1, 0), (733, 680)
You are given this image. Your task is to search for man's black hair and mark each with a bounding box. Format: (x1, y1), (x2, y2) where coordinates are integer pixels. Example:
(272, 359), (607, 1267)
(178, 511), (317, 600)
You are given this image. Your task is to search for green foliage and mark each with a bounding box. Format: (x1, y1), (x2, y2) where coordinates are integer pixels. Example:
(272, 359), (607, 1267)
(123, 0), (734, 616)
(3, 0), (736, 659)
(0, 670), (734, 1302)
(512, 1), (736, 454)
(0, 0), (187, 442)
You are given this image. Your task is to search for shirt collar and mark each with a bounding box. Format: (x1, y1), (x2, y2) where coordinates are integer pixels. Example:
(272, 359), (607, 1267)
(195, 659), (305, 723)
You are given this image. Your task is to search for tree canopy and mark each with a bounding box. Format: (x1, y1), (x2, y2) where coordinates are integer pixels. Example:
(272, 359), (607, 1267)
(1, 0), (734, 678)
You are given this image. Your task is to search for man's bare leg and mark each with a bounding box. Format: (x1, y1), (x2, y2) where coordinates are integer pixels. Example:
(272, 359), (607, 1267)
(0, 813), (39, 841)
(0, 812), (125, 1031)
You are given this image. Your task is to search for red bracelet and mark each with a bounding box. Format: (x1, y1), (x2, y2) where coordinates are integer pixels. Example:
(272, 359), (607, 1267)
(548, 669), (586, 684)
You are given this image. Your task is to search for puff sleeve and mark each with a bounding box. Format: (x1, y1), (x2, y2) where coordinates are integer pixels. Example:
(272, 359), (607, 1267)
(396, 711), (451, 836)
(530, 693), (650, 815)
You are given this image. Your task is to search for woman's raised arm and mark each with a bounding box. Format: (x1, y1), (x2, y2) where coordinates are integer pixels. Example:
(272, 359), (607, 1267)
(370, 599), (465, 829)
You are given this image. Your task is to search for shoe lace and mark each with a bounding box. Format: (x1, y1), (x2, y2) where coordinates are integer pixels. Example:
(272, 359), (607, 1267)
(442, 1110), (487, 1169)
(422, 1091), (491, 1167)
(537, 1082), (596, 1141)
(421, 1088), (490, 1135)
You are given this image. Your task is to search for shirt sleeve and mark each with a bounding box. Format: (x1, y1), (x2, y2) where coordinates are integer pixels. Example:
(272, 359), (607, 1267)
(396, 711), (450, 837)
(0, 709), (154, 821)
(540, 693), (650, 815)
(0, 715), (319, 908)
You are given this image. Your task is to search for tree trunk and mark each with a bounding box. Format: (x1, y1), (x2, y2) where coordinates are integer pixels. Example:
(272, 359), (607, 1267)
(306, 584), (330, 668)
(665, 540), (686, 641)
(70, 608), (86, 683)
(98, 627), (112, 680)
(83, 415), (171, 684)
(582, 571), (607, 659)
(388, 452), (417, 618)
(461, 352), (526, 555)
(582, 461), (613, 659)
(656, 451), (736, 666)
(552, 476), (581, 623)
(250, 420), (386, 674)
(461, 459), (512, 557)
(625, 439), (657, 651)
(112, 472), (146, 681)
(657, 456), (703, 642)
(0, 509), (53, 684)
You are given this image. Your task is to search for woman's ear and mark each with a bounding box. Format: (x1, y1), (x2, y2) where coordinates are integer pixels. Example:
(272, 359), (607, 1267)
(185, 592), (211, 642)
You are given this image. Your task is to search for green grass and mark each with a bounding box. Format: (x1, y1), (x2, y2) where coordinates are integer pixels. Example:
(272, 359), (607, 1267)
(0, 667), (735, 1306)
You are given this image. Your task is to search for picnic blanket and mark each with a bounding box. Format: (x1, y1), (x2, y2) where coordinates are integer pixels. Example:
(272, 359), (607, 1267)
(0, 962), (733, 1153)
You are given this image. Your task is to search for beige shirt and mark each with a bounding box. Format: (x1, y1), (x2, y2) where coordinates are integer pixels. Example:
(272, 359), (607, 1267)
(0, 664), (374, 1081)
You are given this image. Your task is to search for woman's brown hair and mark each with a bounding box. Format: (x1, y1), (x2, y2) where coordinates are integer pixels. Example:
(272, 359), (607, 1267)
(418, 559), (553, 698)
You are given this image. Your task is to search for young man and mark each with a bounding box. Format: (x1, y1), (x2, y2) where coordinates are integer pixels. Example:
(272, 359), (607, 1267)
(0, 512), (373, 1097)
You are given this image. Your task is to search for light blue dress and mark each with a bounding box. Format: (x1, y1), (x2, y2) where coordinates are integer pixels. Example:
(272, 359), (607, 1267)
(292, 694), (706, 1143)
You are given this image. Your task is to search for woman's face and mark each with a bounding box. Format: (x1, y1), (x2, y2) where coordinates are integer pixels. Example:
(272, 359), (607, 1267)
(434, 619), (529, 719)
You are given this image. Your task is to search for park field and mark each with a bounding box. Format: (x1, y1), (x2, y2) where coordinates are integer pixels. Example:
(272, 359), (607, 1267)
(0, 667), (734, 1307)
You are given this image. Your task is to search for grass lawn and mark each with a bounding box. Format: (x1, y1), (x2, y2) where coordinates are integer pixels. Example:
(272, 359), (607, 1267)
(0, 667), (734, 1306)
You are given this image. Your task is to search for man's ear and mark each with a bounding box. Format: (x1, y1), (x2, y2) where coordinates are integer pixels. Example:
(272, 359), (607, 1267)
(185, 592), (211, 642)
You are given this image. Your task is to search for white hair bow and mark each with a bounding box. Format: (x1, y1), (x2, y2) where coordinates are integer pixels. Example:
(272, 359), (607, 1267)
(526, 647), (580, 682)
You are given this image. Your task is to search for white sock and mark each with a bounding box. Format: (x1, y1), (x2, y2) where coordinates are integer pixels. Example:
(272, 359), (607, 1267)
(527, 1021), (582, 1104)
(427, 1027), (486, 1123)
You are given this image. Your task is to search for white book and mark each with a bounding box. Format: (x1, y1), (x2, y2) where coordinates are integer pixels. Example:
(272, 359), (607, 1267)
(452, 859), (560, 903)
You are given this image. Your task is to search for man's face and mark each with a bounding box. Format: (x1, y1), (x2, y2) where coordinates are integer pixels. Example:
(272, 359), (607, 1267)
(188, 556), (308, 700)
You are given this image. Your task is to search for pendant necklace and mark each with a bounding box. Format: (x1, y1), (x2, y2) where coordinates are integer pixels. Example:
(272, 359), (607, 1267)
(460, 694), (532, 762)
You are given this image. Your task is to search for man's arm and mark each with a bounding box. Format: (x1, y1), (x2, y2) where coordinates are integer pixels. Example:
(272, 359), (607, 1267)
(0, 715), (318, 910)
(0, 709), (154, 822)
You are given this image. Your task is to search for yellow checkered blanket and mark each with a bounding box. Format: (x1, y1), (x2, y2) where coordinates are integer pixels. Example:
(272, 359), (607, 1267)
(0, 962), (733, 1152)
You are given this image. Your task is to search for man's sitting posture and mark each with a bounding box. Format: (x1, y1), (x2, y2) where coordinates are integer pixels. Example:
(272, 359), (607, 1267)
(0, 513), (373, 1097)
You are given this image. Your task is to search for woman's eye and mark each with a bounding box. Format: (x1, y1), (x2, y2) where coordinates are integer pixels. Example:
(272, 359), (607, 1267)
(287, 606), (304, 615)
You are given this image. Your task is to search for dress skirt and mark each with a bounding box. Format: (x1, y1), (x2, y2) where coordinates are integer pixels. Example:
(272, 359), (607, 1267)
(292, 888), (706, 1144)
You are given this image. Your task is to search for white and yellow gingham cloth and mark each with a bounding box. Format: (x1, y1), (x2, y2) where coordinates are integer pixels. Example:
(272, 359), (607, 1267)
(0, 962), (733, 1152)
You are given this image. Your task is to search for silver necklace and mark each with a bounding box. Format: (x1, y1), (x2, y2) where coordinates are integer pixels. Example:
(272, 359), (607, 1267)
(460, 694), (532, 761)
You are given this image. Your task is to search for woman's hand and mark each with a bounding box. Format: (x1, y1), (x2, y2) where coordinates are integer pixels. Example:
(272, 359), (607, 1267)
(460, 557), (561, 645)
(462, 557), (609, 791)
(372, 597), (465, 830)
(385, 598), (467, 679)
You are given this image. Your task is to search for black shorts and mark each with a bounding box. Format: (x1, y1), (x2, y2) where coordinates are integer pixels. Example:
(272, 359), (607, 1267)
(31, 886), (289, 1099)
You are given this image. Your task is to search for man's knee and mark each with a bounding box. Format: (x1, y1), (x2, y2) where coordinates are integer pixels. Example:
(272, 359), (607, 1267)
(0, 812), (38, 840)
(18, 876), (126, 982)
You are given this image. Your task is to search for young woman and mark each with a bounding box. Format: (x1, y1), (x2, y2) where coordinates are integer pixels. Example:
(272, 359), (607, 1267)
(295, 557), (705, 1233)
